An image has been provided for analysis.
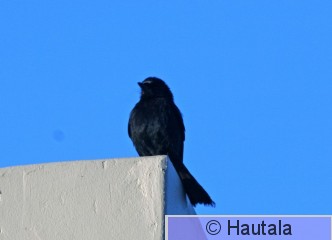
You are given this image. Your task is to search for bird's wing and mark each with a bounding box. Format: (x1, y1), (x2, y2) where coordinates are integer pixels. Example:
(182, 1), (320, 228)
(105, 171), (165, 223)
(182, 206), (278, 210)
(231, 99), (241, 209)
(167, 102), (185, 164)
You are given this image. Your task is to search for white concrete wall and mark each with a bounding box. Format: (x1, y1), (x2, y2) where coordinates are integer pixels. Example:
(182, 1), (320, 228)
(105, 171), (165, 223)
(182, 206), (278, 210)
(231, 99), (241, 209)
(0, 156), (200, 240)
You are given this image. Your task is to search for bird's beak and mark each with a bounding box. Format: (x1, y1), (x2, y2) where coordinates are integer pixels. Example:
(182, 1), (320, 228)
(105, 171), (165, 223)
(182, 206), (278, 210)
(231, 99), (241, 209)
(138, 82), (143, 88)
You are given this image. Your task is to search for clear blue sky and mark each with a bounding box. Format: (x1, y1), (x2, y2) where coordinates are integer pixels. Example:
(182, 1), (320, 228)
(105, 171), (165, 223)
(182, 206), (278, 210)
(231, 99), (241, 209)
(1, 0), (331, 215)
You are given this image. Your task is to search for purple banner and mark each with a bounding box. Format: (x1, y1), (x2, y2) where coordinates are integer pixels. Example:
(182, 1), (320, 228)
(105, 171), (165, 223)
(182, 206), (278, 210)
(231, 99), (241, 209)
(166, 216), (331, 240)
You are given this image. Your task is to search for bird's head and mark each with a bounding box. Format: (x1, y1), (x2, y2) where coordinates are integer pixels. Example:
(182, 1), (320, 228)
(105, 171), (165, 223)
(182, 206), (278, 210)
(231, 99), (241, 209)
(138, 77), (173, 100)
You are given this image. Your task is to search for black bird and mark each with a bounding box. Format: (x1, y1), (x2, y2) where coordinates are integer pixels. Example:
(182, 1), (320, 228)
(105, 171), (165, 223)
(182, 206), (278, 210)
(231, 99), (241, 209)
(128, 77), (215, 207)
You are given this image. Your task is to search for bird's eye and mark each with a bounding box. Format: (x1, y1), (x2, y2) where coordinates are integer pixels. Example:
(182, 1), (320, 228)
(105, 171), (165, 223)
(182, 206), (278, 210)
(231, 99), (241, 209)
(143, 80), (152, 84)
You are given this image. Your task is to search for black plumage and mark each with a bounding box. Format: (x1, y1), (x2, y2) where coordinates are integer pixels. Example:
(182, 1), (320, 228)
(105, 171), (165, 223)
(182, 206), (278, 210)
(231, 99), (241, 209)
(128, 77), (215, 207)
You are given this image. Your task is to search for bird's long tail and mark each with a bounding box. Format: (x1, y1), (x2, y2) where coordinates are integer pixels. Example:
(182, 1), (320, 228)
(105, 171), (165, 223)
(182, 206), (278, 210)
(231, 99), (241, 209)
(175, 163), (215, 207)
